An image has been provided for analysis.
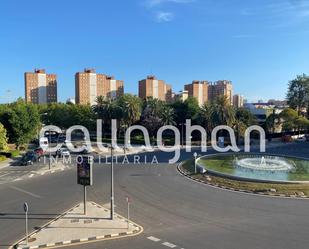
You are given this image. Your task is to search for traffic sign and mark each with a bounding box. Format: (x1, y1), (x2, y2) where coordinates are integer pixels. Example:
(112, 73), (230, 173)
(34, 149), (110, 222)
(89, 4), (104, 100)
(23, 202), (28, 213)
(77, 156), (93, 186)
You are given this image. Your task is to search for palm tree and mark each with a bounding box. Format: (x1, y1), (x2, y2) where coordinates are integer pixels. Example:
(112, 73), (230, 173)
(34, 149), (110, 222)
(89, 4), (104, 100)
(200, 102), (215, 132)
(117, 94), (142, 128)
(212, 96), (235, 126)
(159, 105), (175, 125)
(92, 96), (116, 137)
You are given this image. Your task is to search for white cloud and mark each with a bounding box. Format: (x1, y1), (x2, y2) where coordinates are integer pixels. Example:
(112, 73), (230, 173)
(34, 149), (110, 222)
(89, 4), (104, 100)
(155, 11), (174, 22)
(142, 0), (194, 23)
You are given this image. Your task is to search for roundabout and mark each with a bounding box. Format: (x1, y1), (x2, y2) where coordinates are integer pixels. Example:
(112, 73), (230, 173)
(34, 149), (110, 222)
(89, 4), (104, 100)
(197, 153), (309, 183)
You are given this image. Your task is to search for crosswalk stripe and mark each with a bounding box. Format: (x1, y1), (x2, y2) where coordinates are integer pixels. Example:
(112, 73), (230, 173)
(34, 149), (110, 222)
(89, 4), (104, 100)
(162, 242), (177, 248)
(147, 236), (161, 242)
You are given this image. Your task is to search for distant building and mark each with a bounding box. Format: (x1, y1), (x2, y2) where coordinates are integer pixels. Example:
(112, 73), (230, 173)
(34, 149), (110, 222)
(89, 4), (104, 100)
(233, 94), (244, 108)
(184, 81), (209, 106)
(268, 99), (288, 108)
(209, 80), (233, 105)
(24, 69), (57, 104)
(75, 69), (124, 105)
(244, 102), (276, 124)
(174, 90), (189, 102)
(138, 75), (172, 101)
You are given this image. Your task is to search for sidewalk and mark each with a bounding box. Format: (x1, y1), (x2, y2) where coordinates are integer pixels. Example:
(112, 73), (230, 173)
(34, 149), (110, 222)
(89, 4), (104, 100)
(13, 202), (142, 249)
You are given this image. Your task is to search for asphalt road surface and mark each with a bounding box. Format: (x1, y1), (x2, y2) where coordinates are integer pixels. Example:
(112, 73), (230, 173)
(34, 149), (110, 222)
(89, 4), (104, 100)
(0, 142), (309, 249)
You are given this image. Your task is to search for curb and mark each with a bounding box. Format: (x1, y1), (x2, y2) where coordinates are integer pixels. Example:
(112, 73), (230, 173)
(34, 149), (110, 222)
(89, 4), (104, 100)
(11, 202), (143, 249)
(177, 162), (309, 200)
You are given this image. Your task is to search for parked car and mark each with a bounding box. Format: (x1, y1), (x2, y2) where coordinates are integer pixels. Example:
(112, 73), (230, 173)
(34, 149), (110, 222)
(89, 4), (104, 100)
(34, 147), (44, 157)
(20, 151), (39, 166)
(57, 135), (66, 143)
(56, 148), (70, 157)
(296, 136), (306, 142)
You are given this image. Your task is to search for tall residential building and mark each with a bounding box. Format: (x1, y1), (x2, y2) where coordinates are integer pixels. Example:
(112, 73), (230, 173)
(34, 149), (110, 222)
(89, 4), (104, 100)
(208, 80), (233, 105)
(75, 69), (124, 105)
(138, 75), (172, 101)
(24, 69), (57, 104)
(233, 94), (244, 108)
(184, 81), (209, 106)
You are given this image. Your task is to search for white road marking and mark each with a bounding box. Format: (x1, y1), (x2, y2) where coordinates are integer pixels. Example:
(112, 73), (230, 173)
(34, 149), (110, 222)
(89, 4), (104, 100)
(162, 242), (177, 248)
(0, 172), (11, 177)
(9, 186), (42, 198)
(147, 236), (161, 242)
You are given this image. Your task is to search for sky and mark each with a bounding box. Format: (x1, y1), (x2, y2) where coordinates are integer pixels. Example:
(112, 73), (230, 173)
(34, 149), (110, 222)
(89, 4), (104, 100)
(0, 0), (309, 103)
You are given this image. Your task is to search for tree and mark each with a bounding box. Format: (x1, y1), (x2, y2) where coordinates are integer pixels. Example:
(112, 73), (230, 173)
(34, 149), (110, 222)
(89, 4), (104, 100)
(287, 74), (309, 114)
(0, 99), (40, 149)
(159, 104), (175, 125)
(234, 108), (257, 142)
(117, 94), (142, 135)
(279, 108), (309, 134)
(171, 97), (200, 126)
(0, 123), (8, 151)
(198, 102), (215, 136)
(212, 96), (235, 126)
(265, 112), (281, 134)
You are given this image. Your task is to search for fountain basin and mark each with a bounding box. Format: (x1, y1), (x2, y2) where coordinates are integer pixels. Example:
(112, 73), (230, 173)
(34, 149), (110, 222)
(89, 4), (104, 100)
(198, 153), (309, 183)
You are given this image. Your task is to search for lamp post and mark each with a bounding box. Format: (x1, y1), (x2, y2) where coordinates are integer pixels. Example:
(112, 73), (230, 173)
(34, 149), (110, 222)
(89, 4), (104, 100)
(179, 123), (186, 148)
(48, 128), (52, 170)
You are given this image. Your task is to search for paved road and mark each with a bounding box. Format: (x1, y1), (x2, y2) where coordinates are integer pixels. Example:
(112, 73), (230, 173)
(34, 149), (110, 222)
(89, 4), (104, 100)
(0, 142), (309, 249)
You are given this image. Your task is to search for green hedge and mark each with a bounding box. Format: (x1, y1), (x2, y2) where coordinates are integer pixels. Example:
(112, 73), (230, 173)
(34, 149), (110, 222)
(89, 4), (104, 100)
(0, 150), (20, 158)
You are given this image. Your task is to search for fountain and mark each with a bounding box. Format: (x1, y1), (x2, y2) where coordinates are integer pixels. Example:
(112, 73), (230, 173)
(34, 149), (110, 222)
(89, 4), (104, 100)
(199, 153), (309, 183)
(234, 155), (295, 172)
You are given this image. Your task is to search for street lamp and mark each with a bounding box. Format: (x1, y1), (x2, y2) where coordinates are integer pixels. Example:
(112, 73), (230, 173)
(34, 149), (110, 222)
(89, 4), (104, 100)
(179, 123), (186, 148)
(49, 128), (51, 170)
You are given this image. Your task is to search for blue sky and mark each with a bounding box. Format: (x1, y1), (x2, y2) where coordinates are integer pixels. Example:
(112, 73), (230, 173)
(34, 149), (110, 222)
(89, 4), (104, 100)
(1, 0), (309, 103)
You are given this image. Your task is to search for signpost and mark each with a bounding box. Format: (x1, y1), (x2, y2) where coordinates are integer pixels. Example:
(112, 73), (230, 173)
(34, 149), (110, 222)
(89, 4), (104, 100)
(23, 202), (29, 245)
(77, 156), (93, 215)
(193, 152), (197, 174)
(126, 196), (130, 229)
